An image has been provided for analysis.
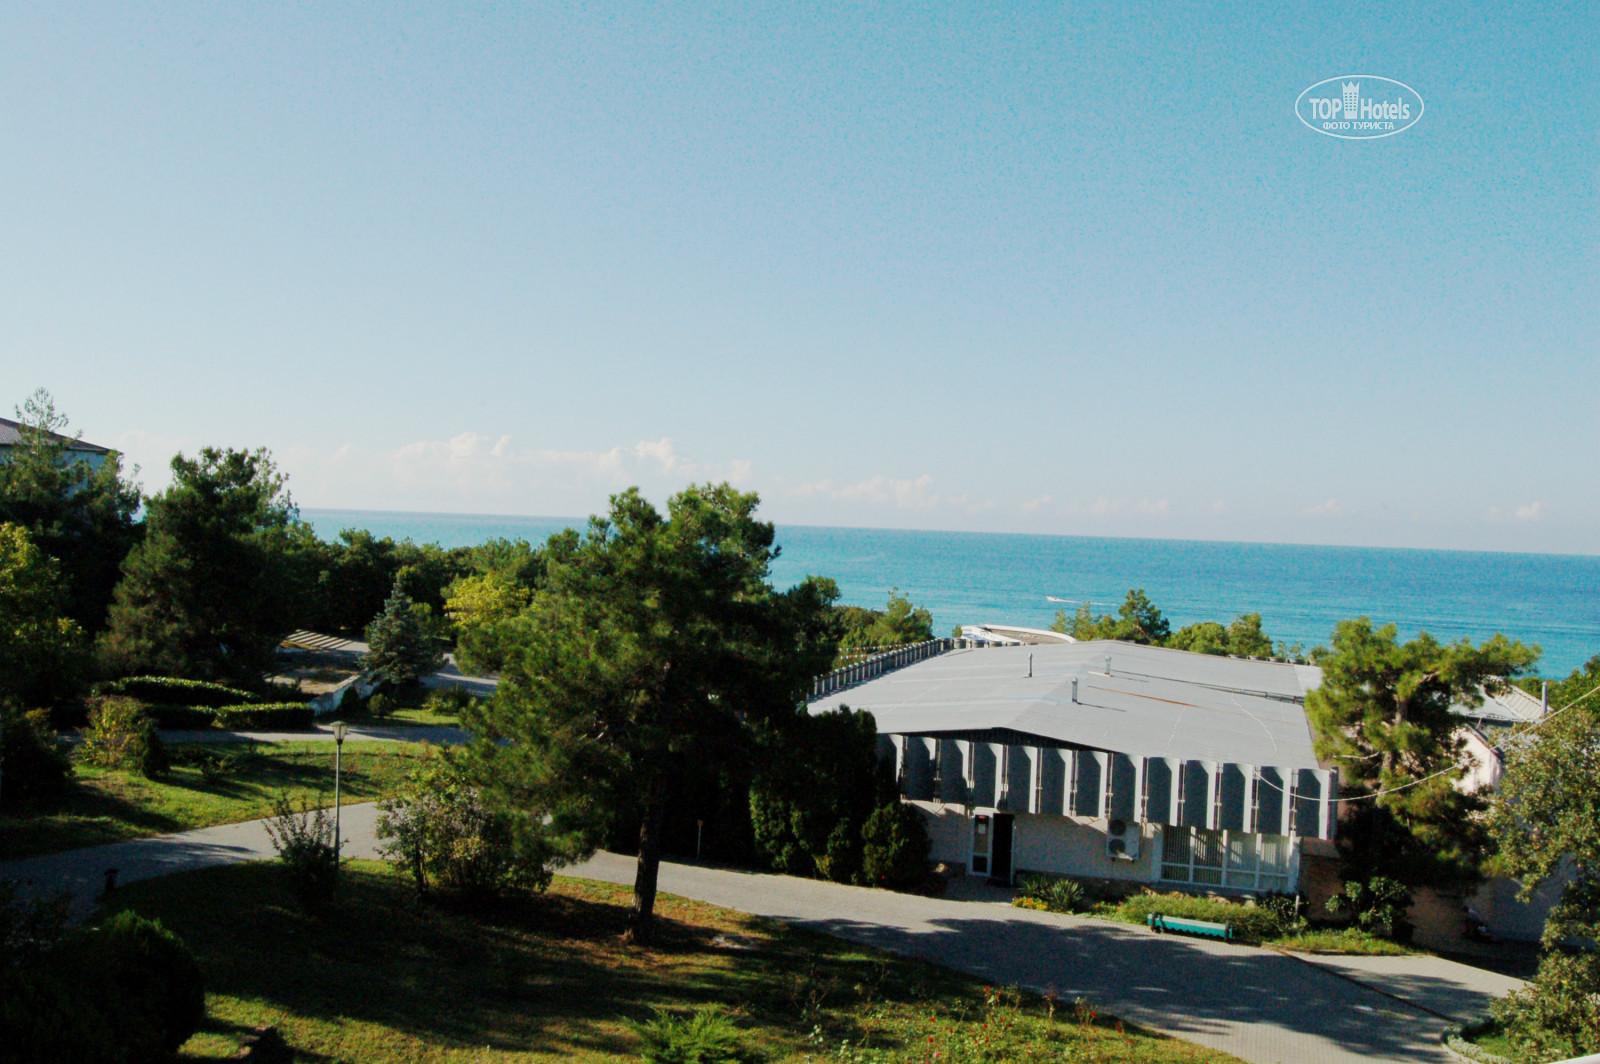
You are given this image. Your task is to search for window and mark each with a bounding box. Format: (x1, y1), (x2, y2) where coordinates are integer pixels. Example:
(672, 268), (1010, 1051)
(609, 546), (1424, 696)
(1161, 827), (1292, 892)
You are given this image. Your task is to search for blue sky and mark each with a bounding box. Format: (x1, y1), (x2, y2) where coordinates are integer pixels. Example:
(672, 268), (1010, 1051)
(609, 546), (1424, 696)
(4, 2), (1596, 552)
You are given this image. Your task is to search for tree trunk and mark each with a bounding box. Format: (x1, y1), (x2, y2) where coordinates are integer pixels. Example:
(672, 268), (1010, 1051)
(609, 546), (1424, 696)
(624, 771), (669, 944)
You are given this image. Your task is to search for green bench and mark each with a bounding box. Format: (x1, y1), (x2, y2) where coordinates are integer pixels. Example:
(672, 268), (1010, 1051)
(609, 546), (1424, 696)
(1146, 913), (1234, 941)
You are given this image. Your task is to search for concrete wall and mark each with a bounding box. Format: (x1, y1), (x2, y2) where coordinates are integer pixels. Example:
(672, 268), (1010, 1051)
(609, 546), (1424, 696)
(909, 800), (1155, 884)
(1012, 811), (1156, 884)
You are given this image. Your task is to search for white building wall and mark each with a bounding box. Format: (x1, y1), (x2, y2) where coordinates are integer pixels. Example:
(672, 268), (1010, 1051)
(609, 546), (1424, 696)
(909, 801), (973, 868)
(1011, 811), (1156, 883)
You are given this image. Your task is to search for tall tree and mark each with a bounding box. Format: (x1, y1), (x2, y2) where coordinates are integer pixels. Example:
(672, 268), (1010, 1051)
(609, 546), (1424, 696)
(1488, 656), (1600, 1061)
(99, 448), (315, 684)
(459, 484), (839, 941)
(0, 390), (141, 632)
(1306, 618), (1538, 889)
(363, 580), (445, 689)
(0, 522), (87, 709)
(1052, 588), (1171, 644)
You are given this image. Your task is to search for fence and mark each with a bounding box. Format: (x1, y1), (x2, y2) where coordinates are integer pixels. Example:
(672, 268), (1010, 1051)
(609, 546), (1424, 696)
(810, 637), (958, 700)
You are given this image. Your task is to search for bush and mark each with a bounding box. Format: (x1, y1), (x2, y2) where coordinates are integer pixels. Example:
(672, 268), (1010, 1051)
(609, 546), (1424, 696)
(1492, 950), (1600, 1063)
(1113, 890), (1290, 942)
(636, 1006), (758, 1064)
(366, 691), (392, 720)
(209, 703), (316, 730)
(80, 696), (167, 778)
(424, 686), (475, 718)
(1017, 873), (1091, 913)
(0, 903), (204, 1064)
(264, 794), (340, 907)
(69, 911), (206, 1060)
(377, 757), (554, 900)
(860, 801), (931, 890)
(97, 675), (260, 708)
(0, 704), (71, 807)
(1325, 875), (1413, 940)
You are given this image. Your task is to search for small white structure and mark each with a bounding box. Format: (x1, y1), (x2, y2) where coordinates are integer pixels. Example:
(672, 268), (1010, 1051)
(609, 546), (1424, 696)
(810, 639), (1336, 894)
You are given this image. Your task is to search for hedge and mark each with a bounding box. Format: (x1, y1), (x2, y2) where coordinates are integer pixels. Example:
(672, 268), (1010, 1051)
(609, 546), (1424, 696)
(209, 704), (316, 730)
(99, 677), (262, 709)
(142, 703), (315, 731)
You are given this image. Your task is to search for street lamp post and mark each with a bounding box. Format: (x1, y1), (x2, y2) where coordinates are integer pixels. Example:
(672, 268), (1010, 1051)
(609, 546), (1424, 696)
(333, 723), (349, 857)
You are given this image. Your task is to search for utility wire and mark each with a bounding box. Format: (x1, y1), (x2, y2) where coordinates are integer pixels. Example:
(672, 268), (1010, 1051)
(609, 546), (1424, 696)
(1246, 679), (1600, 806)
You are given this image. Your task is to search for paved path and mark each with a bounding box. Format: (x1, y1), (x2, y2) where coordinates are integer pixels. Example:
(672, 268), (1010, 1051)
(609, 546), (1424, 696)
(3, 810), (1523, 1064)
(0, 803), (387, 912)
(157, 724), (469, 745)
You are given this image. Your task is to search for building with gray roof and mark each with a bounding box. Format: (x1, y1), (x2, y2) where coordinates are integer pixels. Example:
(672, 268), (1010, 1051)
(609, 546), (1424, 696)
(809, 639), (1337, 895)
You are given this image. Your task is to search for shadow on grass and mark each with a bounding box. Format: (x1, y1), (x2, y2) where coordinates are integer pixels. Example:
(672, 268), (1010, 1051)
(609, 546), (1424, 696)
(110, 862), (829, 1060)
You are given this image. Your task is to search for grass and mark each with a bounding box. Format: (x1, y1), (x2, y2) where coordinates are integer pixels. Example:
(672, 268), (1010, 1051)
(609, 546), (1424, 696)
(1460, 1019), (1515, 1060)
(0, 741), (426, 861)
(1267, 928), (1416, 956)
(102, 861), (1247, 1064)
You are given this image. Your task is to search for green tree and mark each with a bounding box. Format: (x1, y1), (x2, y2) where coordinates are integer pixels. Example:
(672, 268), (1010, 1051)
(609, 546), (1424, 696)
(1166, 613), (1275, 658)
(1052, 588), (1171, 644)
(0, 522), (87, 709)
(1488, 655), (1600, 1061)
(363, 580), (446, 689)
(836, 588), (934, 653)
(0, 390), (141, 632)
(1306, 618), (1538, 890)
(749, 707), (892, 882)
(459, 484), (839, 941)
(99, 447), (316, 685)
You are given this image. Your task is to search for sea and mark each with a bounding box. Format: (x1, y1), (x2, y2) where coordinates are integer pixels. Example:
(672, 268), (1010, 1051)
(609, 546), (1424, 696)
(302, 509), (1600, 678)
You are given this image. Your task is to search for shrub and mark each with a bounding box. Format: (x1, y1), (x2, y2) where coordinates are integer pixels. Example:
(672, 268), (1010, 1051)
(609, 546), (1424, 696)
(68, 911), (206, 1060)
(1017, 873), (1091, 913)
(1113, 890), (1289, 942)
(80, 696), (168, 778)
(377, 757), (554, 900)
(860, 801), (931, 890)
(423, 686), (475, 718)
(366, 691), (393, 720)
(0, 902), (203, 1064)
(636, 1006), (758, 1064)
(210, 703), (316, 730)
(1492, 950), (1600, 1063)
(1325, 875), (1413, 940)
(97, 675), (260, 708)
(140, 703), (218, 729)
(0, 704), (71, 807)
(264, 794), (340, 906)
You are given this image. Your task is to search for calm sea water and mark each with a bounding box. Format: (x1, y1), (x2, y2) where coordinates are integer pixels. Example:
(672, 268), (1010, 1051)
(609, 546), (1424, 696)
(302, 508), (1600, 677)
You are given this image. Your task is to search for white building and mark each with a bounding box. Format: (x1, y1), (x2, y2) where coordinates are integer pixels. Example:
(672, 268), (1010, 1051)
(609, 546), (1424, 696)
(0, 416), (111, 472)
(809, 639), (1336, 896)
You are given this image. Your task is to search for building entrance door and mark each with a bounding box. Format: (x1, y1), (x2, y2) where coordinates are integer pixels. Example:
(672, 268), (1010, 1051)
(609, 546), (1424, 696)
(971, 814), (991, 875)
(989, 814), (1014, 885)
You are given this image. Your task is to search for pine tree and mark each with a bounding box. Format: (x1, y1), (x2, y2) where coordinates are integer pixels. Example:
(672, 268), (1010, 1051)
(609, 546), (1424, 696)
(1307, 618), (1538, 889)
(362, 582), (445, 689)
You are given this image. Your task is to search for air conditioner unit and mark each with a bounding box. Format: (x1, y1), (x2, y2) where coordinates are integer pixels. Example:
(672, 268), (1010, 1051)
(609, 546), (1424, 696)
(1105, 818), (1140, 860)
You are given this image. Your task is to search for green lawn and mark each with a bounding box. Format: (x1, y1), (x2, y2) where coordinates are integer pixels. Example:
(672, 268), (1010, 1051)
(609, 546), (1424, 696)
(0, 741), (426, 861)
(104, 861), (1246, 1064)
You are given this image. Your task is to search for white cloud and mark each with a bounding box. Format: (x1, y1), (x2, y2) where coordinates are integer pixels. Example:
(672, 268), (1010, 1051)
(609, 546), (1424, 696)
(1303, 499), (1341, 516)
(1020, 494), (1052, 514)
(1514, 502), (1544, 521)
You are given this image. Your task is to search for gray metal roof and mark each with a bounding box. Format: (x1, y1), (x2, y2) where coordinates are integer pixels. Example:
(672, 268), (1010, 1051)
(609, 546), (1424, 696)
(1454, 684), (1546, 725)
(809, 640), (1322, 770)
(0, 417), (110, 453)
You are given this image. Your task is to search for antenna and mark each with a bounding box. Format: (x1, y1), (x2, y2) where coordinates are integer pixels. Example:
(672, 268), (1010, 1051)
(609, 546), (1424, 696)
(1028, 653), (1033, 678)
(1542, 681), (1549, 717)
(1104, 654), (1112, 675)
(1071, 676), (1079, 703)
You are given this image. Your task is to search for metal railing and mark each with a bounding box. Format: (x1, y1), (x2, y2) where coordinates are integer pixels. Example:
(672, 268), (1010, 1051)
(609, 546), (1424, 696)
(810, 637), (958, 700)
